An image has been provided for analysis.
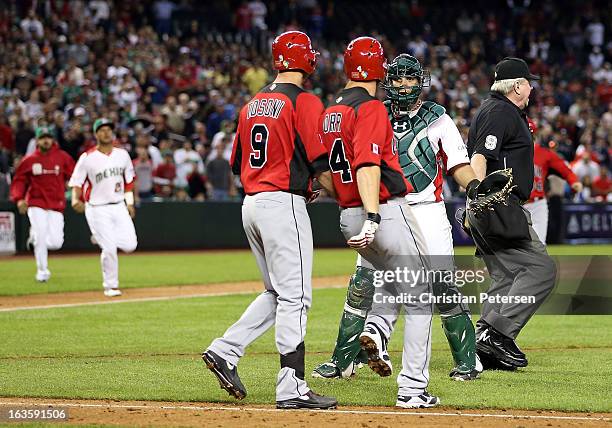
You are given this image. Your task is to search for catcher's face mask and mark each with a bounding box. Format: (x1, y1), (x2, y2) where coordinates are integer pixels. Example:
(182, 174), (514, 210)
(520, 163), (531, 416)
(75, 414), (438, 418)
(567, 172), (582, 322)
(383, 54), (430, 115)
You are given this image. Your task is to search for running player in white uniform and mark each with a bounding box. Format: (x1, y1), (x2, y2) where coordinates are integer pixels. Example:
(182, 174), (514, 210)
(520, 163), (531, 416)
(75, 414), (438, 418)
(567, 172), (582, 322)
(69, 118), (137, 297)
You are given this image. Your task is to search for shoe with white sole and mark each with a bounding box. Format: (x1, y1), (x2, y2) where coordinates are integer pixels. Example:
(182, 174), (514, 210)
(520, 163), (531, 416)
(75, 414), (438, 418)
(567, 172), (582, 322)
(103, 288), (122, 297)
(35, 269), (50, 282)
(359, 323), (392, 377)
(396, 391), (440, 409)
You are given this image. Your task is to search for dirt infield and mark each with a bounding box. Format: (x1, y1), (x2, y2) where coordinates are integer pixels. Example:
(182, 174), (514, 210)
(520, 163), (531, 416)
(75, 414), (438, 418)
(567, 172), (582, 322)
(0, 275), (348, 310)
(0, 398), (610, 427)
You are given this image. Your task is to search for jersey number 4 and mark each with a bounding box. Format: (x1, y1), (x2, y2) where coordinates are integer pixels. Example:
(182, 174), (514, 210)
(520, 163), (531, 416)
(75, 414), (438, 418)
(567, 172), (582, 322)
(330, 138), (352, 183)
(249, 124), (268, 168)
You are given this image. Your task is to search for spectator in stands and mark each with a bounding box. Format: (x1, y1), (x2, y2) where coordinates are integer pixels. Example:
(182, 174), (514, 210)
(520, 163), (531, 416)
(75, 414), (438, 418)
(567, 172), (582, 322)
(206, 143), (233, 201)
(591, 166), (612, 201)
(153, 0), (177, 36)
(572, 152), (600, 183)
(134, 146), (154, 201)
(242, 59), (269, 95)
(209, 120), (235, 161)
(0, 112), (15, 153)
(187, 160), (207, 201)
(174, 140), (204, 190)
(153, 150), (177, 198)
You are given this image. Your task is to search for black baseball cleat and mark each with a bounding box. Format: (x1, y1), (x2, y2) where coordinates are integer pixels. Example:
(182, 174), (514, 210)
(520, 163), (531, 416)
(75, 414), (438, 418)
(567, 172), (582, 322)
(476, 328), (528, 368)
(477, 349), (517, 371)
(202, 350), (247, 400)
(276, 390), (337, 409)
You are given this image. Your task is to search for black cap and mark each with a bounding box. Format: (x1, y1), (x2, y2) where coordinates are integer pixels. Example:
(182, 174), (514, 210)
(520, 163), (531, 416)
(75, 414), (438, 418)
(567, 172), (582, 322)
(494, 57), (540, 81)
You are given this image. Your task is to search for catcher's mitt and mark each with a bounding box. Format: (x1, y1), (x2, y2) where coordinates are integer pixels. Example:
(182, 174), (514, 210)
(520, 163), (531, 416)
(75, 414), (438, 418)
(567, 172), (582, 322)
(465, 169), (530, 244)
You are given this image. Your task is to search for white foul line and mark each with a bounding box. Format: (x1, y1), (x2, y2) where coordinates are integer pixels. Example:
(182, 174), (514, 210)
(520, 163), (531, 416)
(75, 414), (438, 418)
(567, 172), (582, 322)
(0, 291), (260, 313)
(0, 401), (609, 422)
(0, 285), (348, 313)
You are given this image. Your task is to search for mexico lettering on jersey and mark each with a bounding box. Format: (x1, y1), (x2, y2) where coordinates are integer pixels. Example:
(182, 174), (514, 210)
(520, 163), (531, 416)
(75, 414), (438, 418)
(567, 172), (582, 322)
(392, 109), (469, 204)
(69, 147), (135, 205)
(529, 143), (578, 202)
(230, 83), (329, 195)
(319, 87), (408, 208)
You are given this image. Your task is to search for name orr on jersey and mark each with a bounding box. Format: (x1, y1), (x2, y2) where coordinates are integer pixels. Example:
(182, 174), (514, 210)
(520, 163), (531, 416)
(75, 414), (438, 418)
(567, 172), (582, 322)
(323, 112), (342, 133)
(95, 167), (125, 184)
(246, 98), (286, 119)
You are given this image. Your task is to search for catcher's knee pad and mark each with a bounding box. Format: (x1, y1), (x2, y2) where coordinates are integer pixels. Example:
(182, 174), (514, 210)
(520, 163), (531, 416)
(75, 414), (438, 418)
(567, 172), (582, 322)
(432, 271), (470, 316)
(345, 266), (376, 317)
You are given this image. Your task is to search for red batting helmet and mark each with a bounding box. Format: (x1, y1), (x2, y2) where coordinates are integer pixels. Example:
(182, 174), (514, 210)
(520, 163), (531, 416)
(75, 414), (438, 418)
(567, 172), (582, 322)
(527, 118), (537, 134)
(272, 31), (319, 75)
(343, 36), (387, 81)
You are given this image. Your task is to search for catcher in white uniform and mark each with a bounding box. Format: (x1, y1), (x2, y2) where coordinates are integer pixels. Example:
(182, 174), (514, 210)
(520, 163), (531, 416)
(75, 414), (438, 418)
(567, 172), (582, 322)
(314, 55), (483, 395)
(69, 118), (137, 297)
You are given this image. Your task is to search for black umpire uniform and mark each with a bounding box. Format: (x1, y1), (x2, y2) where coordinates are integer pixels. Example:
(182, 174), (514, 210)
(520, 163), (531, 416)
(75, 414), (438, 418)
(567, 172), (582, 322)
(467, 58), (556, 370)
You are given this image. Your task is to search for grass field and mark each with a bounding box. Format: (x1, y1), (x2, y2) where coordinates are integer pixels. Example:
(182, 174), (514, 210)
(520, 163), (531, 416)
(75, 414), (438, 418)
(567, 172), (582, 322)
(0, 245), (611, 413)
(2, 245), (611, 296)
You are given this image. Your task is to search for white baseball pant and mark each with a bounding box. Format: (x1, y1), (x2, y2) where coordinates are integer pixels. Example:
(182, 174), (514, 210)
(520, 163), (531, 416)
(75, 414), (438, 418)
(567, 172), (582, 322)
(85, 202), (137, 290)
(27, 207), (64, 274)
(524, 198), (548, 244)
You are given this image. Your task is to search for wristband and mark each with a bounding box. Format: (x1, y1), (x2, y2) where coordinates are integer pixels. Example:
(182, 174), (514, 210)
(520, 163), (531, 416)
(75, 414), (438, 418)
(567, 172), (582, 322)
(367, 212), (381, 224)
(124, 191), (134, 206)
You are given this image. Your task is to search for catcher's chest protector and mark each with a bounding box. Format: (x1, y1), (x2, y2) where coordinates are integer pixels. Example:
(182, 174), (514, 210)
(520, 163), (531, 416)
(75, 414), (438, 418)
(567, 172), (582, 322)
(390, 101), (446, 192)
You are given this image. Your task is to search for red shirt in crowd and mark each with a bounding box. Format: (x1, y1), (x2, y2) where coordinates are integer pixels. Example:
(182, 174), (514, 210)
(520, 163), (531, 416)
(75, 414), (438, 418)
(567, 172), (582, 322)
(10, 143), (75, 212)
(0, 122), (15, 151)
(230, 82), (329, 195)
(318, 87), (409, 208)
(153, 161), (177, 193)
(529, 143), (578, 201)
(592, 174), (612, 197)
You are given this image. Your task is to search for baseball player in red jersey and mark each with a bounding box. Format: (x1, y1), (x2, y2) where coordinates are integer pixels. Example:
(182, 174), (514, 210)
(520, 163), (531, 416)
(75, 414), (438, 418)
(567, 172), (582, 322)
(10, 126), (75, 282)
(203, 31), (337, 410)
(525, 118), (582, 244)
(318, 37), (439, 408)
(69, 118), (138, 297)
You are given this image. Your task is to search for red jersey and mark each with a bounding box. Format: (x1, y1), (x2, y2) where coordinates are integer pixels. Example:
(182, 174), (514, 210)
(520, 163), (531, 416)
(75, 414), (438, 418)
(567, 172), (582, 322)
(319, 87), (409, 208)
(230, 83), (329, 195)
(10, 143), (75, 212)
(529, 143), (578, 201)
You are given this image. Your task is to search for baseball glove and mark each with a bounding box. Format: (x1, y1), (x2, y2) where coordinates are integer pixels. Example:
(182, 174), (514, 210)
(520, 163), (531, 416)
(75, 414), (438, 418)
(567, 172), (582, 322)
(465, 169), (531, 244)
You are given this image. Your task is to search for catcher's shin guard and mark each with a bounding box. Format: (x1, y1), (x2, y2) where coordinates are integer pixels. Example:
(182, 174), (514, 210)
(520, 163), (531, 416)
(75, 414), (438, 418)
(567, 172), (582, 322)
(312, 267), (375, 378)
(442, 312), (480, 380)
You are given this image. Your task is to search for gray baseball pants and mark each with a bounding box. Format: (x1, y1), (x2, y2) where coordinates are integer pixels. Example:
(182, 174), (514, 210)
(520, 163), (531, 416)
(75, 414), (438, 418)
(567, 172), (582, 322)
(207, 191), (312, 401)
(341, 197), (434, 396)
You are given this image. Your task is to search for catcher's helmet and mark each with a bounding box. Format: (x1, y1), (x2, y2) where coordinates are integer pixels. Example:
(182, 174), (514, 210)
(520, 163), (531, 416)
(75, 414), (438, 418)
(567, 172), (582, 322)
(272, 31), (319, 75)
(383, 54), (430, 114)
(343, 36), (387, 82)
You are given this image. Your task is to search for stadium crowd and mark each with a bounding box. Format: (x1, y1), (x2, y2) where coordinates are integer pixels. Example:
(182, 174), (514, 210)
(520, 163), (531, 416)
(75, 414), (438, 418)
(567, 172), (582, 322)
(0, 0), (610, 202)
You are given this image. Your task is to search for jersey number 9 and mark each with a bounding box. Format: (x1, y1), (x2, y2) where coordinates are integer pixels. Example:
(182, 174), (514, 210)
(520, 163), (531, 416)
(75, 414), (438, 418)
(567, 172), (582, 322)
(249, 124), (268, 168)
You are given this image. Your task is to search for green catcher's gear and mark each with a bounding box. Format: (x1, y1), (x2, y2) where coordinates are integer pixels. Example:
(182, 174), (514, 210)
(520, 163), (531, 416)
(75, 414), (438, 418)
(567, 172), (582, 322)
(312, 267), (375, 378)
(386, 100), (445, 193)
(442, 312), (479, 378)
(383, 54), (431, 115)
(431, 271), (471, 316)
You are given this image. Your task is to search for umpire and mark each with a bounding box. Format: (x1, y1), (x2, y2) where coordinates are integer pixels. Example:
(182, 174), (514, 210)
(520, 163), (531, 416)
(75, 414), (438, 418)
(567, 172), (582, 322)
(467, 57), (556, 371)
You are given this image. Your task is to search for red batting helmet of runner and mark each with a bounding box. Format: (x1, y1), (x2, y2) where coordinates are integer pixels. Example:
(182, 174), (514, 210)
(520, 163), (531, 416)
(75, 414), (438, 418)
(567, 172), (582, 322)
(343, 36), (388, 81)
(272, 31), (319, 75)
